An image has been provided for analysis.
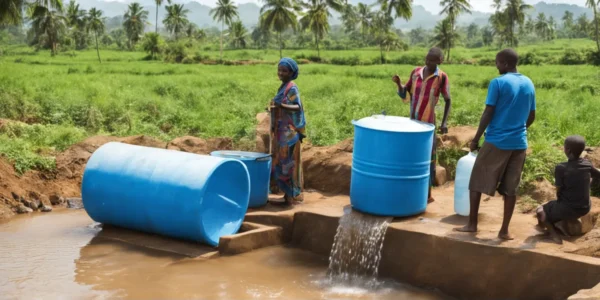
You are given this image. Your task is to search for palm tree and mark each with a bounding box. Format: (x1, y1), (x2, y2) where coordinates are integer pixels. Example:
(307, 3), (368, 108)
(577, 13), (590, 38)
(154, 0), (171, 33)
(563, 10), (574, 37)
(260, 0), (298, 59)
(535, 12), (548, 40)
(586, 0), (600, 52)
(86, 7), (104, 63)
(210, 0), (239, 60)
(251, 23), (271, 49)
(30, 5), (67, 55)
(357, 3), (373, 45)
(163, 3), (189, 39)
(547, 16), (556, 40)
(340, 4), (357, 34)
(431, 17), (459, 54)
(142, 32), (163, 59)
(440, 0), (471, 61)
(481, 25), (493, 46)
(504, 0), (532, 46)
(377, 0), (411, 21)
(123, 2), (148, 49)
(371, 9), (393, 63)
(300, 0), (330, 58)
(66, 0), (85, 28)
(0, 0), (24, 25)
(228, 20), (247, 48)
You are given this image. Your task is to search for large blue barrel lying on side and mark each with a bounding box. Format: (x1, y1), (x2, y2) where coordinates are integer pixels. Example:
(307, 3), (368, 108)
(350, 115), (435, 217)
(210, 151), (271, 208)
(82, 142), (250, 246)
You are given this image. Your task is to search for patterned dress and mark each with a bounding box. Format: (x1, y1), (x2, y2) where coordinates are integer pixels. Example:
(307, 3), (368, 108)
(398, 66), (451, 187)
(270, 81), (306, 202)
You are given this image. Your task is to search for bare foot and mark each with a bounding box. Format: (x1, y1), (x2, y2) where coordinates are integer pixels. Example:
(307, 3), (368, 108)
(534, 224), (547, 233)
(428, 197), (435, 204)
(454, 224), (477, 233)
(498, 232), (515, 240)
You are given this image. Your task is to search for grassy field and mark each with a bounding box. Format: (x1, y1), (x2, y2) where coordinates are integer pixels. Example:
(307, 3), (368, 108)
(0, 42), (599, 191)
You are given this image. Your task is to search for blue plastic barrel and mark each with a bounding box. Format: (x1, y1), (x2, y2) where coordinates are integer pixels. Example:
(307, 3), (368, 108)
(210, 151), (271, 208)
(82, 142), (250, 246)
(350, 115), (435, 217)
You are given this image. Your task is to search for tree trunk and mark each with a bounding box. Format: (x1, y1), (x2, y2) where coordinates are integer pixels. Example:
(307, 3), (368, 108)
(220, 21), (224, 60)
(448, 19), (453, 62)
(594, 5), (600, 52)
(95, 32), (101, 63)
(156, 4), (159, 33)
(380, 43), (384, 64)
(279, 31), (282, 59)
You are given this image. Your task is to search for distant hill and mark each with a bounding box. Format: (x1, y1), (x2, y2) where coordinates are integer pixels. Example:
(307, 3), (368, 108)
(74, 0), (594, 31)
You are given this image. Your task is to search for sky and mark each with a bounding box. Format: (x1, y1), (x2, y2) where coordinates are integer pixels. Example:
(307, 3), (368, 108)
(109, 0), (590, 11)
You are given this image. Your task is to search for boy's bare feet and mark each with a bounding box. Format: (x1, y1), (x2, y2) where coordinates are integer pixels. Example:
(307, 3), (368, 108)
(428, 197), (435, 204)
(545, 222), (563, 244)
(454, 224), (477, 233)
(498, 232), (515, 240)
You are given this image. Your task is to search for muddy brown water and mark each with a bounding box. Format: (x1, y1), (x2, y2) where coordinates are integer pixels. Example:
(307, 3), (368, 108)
(0, 210), (452, 300)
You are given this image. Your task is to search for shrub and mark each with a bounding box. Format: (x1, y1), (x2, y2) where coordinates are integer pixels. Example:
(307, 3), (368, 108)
(520, 52), (542, 65)
(560, 48), (586, 65)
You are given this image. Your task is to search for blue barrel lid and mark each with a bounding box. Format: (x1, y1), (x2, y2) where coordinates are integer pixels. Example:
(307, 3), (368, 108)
(352, 115), (434, 133)
(210, 150), (271, 161)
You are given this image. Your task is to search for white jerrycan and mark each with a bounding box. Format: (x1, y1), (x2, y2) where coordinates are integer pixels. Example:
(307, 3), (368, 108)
(454, 152), (477, 216)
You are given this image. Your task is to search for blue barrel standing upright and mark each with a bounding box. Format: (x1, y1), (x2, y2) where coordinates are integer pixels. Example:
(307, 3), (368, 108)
(82, 142), (251, 247)
(350, 115), (435, 217)
(210, 151), (271, 208)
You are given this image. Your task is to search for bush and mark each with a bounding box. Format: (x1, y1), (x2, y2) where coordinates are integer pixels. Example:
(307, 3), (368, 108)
(477, 57), (495, 66)
(587, 50), (600, 66)
(520, 52), (542, 65)
(560, 48), (586, 65)
(331, 55), (360, 66)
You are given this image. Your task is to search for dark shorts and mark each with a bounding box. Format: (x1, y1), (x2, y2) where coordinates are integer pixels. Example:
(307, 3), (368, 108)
(469, 142), (526, 197)
(542, 200), (590, 224)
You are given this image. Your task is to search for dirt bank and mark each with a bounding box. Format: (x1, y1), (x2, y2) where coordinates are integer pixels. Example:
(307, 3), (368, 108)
(0, 134), (233, 220)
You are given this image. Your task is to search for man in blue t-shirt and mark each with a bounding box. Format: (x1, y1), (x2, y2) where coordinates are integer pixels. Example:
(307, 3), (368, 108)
(455, 49), (536, 240)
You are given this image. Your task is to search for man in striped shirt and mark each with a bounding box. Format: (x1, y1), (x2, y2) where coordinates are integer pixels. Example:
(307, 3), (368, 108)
(392, 47), (452, 203)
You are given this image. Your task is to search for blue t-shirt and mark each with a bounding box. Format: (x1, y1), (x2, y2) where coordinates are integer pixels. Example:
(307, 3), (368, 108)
(484, 73), (536, 150)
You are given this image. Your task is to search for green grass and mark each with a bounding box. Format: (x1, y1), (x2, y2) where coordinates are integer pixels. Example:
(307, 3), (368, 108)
(1, 42), (599, 191)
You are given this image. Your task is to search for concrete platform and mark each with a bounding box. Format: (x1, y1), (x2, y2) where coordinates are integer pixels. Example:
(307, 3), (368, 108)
(245, 186), (600, 300)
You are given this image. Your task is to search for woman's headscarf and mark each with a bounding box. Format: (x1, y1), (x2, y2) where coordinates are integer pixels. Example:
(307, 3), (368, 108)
(279, 57), (299, 80)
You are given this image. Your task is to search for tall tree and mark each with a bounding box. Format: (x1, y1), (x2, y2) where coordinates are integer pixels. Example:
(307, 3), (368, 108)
(251, 23), (271, 49)
(86, 7), (104, 63)
(210, 0), (239, 60)
(340, 4), (358, 34)
(481, 25), (493, 46)
(260, 0), (298, 59)
(378, 0), (411, 21)
(142, 32), (163, 59)
(504, 0), (532, 46)
(535, 12), (548, 40)
(1, 0), (63, 25)
(576, 13), (590, 38)
(432, 17), (459, 54)
(357, 3), (373, 45)
(300, 0), (331, 58)
(163, 3), (189, 39)
(586, 0), (600, 52)
(123, 2), (148, 49)
(30, 5), (67, 55)
(439, 0), (471, 61)
(547, 16), (556, 40)
(409, 27), (426, 45)
(228, 20), (247, 48)
(371, 9), (393, 63)
(66, 0), (85, 28)
(154, 0), (171, 33)
(562, 10), (574, 37)
(466, 22), (478, 41)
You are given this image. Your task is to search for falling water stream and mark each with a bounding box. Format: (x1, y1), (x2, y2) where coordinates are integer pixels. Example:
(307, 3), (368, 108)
(327, 208), (392, 287)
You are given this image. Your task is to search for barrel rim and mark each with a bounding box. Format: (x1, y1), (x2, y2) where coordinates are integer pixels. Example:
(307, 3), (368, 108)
(210, 150), (271, 161)
(200, 158), (250, 246)
(352, 115), (435, 133)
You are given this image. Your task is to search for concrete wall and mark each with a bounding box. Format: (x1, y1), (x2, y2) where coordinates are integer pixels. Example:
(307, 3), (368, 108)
(290, 211), (600, 300)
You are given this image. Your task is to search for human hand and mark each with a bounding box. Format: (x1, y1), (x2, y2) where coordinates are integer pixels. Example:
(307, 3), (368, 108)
(469, 140), (480, 152)
(392, 75), (401, 85)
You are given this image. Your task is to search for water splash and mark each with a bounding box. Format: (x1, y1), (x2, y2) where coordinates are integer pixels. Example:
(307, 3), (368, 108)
(327, 208), (392, 288)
